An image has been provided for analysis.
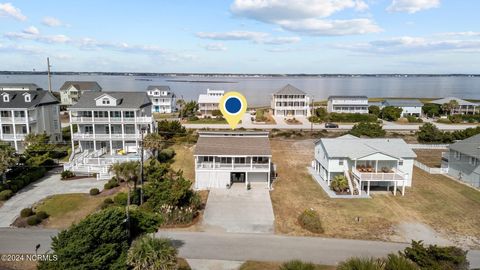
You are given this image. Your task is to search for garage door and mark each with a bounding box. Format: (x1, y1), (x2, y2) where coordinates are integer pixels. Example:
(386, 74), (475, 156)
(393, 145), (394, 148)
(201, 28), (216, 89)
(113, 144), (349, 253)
(248, 172), (268, 182)
(195, 171), (230, 189)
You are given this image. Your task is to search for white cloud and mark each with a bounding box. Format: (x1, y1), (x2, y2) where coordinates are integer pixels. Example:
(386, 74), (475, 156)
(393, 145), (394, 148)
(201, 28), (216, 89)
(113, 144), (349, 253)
(42, 16), (65, 27)
(336, 36), (480, 54)
(387, 0), (440, 14)
(4, 31), (71, 44)
(439, 31), (480, 37)
(203, 43), (227, 51)
(231, 0), (368, 21)
(0, 43), (43, 54)
(230, 0), (378, 36)
(277, 18), (381, 36)
(196, 30), (301, 45)
(0, 2), (26, 21)
(22, 26), (39, 35)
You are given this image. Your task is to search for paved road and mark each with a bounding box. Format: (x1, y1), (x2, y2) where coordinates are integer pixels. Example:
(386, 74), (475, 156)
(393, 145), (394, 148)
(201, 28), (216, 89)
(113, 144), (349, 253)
(1, 228), (479, 268)
(0, 169), (105, 227)
(183, 113), (478, 131)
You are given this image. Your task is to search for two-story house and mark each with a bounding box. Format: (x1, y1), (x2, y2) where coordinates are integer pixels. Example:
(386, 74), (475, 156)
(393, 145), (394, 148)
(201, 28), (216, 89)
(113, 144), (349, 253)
(313, 135), (416, 196)
(381, 99), (423, 117)
(65, 92), (154, 179)
(194, 131), (273, 189)
(60, 81), (102, 106)
(146, 85), (176, 113)
(444, 134), (480, 187)
(271, 84), (310, 117)
(0, 89), (61, 152)
(429, 97), (478, 115)
(197, 89), (224, 117)
(327, 96), (369, 114)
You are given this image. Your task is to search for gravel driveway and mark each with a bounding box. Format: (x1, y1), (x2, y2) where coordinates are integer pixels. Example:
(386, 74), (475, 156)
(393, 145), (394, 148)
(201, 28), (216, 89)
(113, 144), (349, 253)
(0, 168), (105, 227)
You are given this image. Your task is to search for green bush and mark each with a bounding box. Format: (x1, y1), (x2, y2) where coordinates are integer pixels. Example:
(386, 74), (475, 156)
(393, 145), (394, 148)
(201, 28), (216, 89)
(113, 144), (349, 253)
(330, 175), (349, 193)
(280, 260), (317, 270)
(158, 148), (176, 162)
(437, 118), (452, 124)
(406, 116), (423, 123)
(36, 211), (49, 220)
(298, 209), (324, 234)
(89, 188), (100, 196)
(4, 167), (46, 193)
(402, 240), (469, 270)
(61, 170), (75, 180)
(114, 192), (128, 206)
(380, 106), (403, 121)
(384, 254), (419, 270)
(27, 215), (42, 226)
(100, 198), (114, 209)
(0, 189), (13, 201)
(129, 208), (163, 235)
(104, 178), (119, 190)
(350, 122), (386, 138)
(20, 208), (34, 218)
(337, 257), (384, 270)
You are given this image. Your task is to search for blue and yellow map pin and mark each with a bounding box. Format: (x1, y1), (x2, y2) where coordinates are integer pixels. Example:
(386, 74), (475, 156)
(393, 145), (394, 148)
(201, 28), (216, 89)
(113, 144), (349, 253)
(219, 92), (247, 130)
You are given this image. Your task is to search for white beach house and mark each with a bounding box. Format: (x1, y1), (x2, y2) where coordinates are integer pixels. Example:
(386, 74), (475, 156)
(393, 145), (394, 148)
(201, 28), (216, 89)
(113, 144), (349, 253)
(271, 84), (311, 117)
(65, 92), (154, 179)
(429, 97), (478, 115)
(146, 85), (176, 113)
(197, 89), (224, 117)
(327, 96), (369, 114)
(59, 81), (102, 106)
(194, 131), (273, 189)
(382, 99), (423, 117)
(312, 135), (416, 196)
(0, 89), (61, 152)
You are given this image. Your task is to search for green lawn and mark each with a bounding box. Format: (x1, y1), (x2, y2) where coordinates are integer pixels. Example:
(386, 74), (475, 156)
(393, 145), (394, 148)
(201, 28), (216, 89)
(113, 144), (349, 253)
(153, 112), (178, 120)
(186, 118), (228, 124)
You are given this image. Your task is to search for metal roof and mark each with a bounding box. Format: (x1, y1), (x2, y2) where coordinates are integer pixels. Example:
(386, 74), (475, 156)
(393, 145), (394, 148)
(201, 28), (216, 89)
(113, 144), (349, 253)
(194, 132), (271, 156)
(383, 99), (423, 107)
(328, 95), (368, 100)
(60, 81), (102, 91)
(147, 85), (170, 91)
(316, 135), (416, 159)
(429, 97), (478, 106)
(69, 91), (151, 109)
(0, 83), (41, 90)
(449, 134), (480, 158)
(274, 84), (306, 95)
(0, 90), (59, 108)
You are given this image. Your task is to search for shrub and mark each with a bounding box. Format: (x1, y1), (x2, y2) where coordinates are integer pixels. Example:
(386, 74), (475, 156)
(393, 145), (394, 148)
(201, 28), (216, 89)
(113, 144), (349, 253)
(0, 190), (13, 201)
(402, 240), (469, 270)
(337, 257), (384, 270)
(350, 122), (386, 138)
(380, 106), (403, 121)
(100, 198), (114, 209)
(4, 167), (46, 193)
(280, 260), (317, 270)
(27, 215), (42, 226)
(406, 116), (423, 123)
(158, 148), (176, 162)
(330, 175), (349, 193)
(384, 254), (419, 270)
(36, 211), (49, 220)
(369, 105), (381, 117)
(20, 207), (34, 218)
(437, 118), (452, 124)
(127, 235), (177, 270)
(89, 188), (100, 196)
(298, 209), (324, 234)
(104, 179), (119, 190)
(114, 192), (128, 206)
(129, 208), (163, 235)
(61, 170), (75, 180)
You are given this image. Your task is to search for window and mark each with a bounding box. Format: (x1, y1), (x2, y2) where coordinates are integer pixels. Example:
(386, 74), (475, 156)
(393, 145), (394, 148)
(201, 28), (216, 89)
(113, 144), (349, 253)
(469, 157), (477, 166)
(102, 98), (110, 105)
(105, 126), (110, 134)
(124, 111), (134, 118)
(85, 126), (93, 134)
(398, 160), (404, 166)
(2, 94), (9, 102)
(14, 111), (25, 117)
(202, 156), (213, 162)
(1, 111), (9, 117)
(25, 95), (31, 102)
(339, 160), (344, 166)
(2, 126), (11, 133)
(110, 111), (121, 118)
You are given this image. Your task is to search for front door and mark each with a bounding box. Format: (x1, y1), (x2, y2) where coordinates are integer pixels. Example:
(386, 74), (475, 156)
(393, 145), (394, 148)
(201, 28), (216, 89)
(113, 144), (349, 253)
(231, 172), (245, 183)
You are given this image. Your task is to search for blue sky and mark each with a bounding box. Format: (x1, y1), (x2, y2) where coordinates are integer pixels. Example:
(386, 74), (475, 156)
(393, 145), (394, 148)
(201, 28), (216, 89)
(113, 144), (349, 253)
(0, 0), (478, 73)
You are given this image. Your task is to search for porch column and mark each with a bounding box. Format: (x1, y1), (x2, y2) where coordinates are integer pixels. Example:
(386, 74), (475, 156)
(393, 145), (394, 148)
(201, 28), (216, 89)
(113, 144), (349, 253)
(11, 110), (17, 151)
(92, 120), (97, 151)
(402, 181), (406, 196)
(250, 157), (253, 170)
(231, 157), (234, 170)
(375, 160), (378, 173)
(354, 159), (357, 171)
(367, 181), (370, 196)
(268, 157), (271, 189)
(245, 172), (248, 188)
(24, 110), (29, 135)
(69, 111), (75, 154)
(327, 172), (331, 186)
(359, 180), (362, 195)
(394, 181), (397, 196)
(213, 157), (216, 169)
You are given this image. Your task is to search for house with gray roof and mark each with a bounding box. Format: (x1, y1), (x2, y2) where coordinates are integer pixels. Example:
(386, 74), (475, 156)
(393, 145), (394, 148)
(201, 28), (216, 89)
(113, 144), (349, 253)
(271, 84), (310, 117)
(382, 99), (423, 117)
(146, 85), (176, 113)
(0, 83), (41, 91)
(0, 89), (61, 152)
(65, 92), (154, 179)
(429, 97), (478, 115)
(327, 95), (369, 114)
(444, 134), (480, 187)
(59, 81), (102, 106)
(313, 134), (416, 196)
(194, 131), (273, 189)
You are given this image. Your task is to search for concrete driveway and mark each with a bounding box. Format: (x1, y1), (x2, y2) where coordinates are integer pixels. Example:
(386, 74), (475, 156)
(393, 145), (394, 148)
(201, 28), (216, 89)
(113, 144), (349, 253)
(202, 183), (274, 234)
(0, 168), (105, 227)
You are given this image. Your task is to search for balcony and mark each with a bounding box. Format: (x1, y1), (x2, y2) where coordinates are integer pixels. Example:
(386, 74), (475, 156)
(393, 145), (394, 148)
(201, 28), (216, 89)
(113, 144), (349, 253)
(352, 168), (407, 181)
(0, 134), (26, 140)
(70, 116), (152, 123)
(72, 133), (141, 140)
(196, 162), (270, 170)
(0, 117), (36, 123)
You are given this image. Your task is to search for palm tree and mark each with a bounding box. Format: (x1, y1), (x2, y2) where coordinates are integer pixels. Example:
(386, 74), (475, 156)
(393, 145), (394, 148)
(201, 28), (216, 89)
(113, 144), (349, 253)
(331, 175), (349, 192)
(143, 133), (165, 158)
(127, 235), (178, 270)
(442, 100), (459, 116)
(176, 98), (185, 119)
(0, 142), (18, 184)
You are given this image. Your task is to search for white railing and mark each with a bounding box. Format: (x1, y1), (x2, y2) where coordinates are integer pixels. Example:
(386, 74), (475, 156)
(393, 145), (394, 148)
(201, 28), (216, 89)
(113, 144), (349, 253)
(0, 134), (26, 140)
(72, 133), (141, 140)
(196, 162), (270, 170)
(408, 144), (449, 149)
(0, 117), (36, 123)
(70, 116), (152, 123)
(352, 168), (407, 181)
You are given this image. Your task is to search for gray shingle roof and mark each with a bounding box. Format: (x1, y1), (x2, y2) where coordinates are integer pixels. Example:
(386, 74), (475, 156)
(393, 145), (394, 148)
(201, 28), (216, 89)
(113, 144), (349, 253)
(429, 97), (477, 106)
(0, 83), (41, 90)
(274, 84), (306, 95)
(60, 81), (102, 91)
(383, 99), (423, 107)
(0, 90), (59, 108)
(316, 135), (416, 159)
(328, 95), (368, 100)
(449, 134), (480, 158)
(69, 91), (151, 109)
(194, 132), (271, 156)
(147, 85), (170, 91)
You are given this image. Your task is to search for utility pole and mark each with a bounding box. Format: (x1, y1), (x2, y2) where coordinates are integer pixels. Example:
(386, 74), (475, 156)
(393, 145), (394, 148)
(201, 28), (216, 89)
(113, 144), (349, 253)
(47, 57), (52, 93)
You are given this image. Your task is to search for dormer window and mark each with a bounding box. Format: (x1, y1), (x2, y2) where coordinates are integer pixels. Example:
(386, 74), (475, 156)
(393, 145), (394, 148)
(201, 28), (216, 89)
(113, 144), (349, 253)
(24, 93), (31, 102)
(102, 98), (110, 105)
(2, 93), (9, 102)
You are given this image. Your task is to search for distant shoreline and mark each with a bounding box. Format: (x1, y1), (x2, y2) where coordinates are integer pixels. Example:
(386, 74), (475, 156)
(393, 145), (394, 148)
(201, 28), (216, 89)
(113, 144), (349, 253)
(0, 71), (479, 77)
